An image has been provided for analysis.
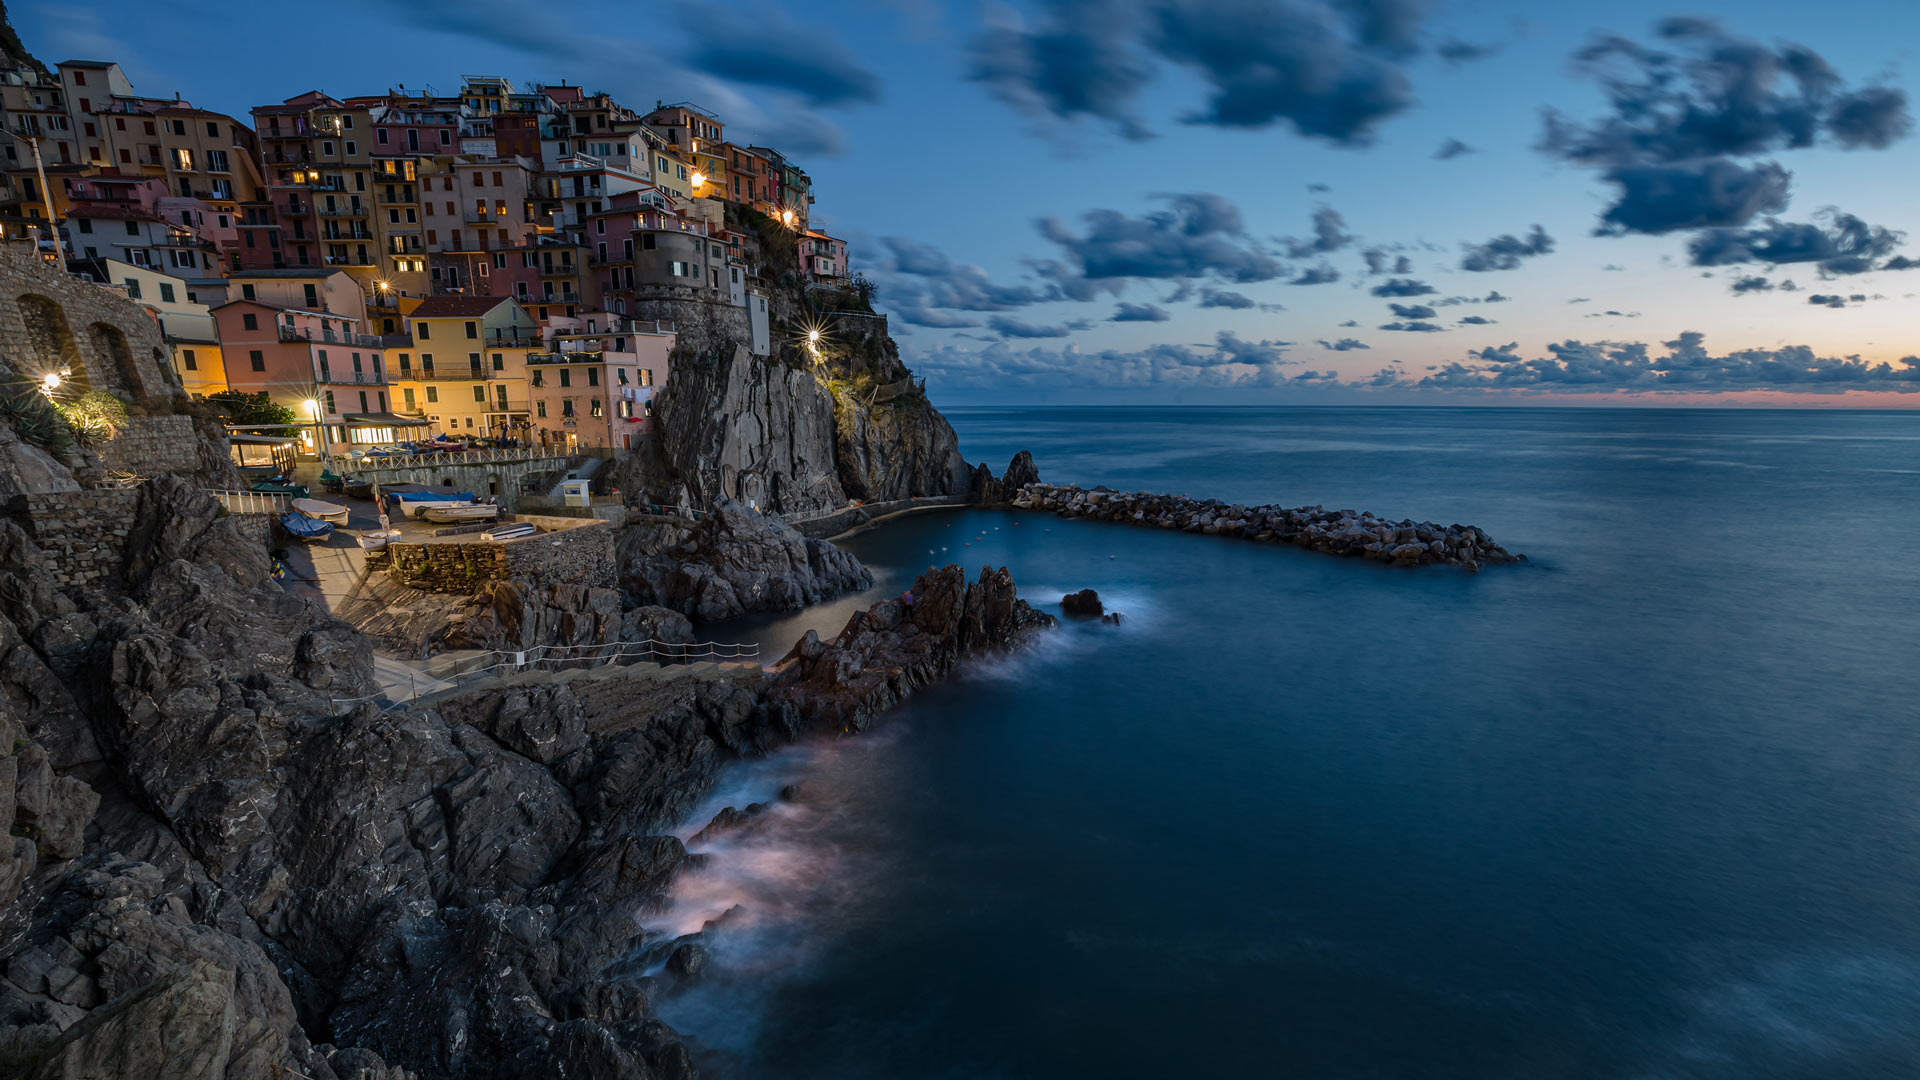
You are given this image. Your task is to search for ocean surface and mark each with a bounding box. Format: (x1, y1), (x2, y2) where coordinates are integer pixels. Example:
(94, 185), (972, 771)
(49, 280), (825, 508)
(661, 407), (1920, 1079)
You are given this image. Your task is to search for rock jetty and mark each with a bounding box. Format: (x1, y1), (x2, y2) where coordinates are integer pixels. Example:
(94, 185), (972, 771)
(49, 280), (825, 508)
(1011, 483), (1524, 569)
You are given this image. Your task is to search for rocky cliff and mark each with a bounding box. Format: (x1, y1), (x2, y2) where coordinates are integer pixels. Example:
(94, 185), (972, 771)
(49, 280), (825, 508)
(617, 499), (873, 622)
(612, 206), (972, 515)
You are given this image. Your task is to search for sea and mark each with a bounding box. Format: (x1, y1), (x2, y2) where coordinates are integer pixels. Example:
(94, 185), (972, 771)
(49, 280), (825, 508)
(655, 406), (1920, 1079)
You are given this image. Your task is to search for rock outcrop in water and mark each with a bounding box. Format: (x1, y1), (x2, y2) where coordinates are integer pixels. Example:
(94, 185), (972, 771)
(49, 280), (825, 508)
(968, 450), (1042, 506)
(763, 564), (1057, 733)
(1011, 483), (1525, 569)
(618, 498), (874, 622)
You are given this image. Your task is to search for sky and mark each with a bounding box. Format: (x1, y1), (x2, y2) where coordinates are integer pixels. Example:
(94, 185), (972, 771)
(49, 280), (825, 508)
(22, 0), (1920, 405)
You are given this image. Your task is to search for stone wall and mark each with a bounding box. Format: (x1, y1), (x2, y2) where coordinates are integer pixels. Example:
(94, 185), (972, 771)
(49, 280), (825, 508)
(97, 415), (202, 477)
(0, 243), (179, 404)
(367, 519), (614, 594)
(7, 488), (142, 587)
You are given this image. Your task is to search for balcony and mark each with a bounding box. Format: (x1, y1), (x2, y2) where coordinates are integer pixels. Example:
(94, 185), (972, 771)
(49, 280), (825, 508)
(323, 228), (373, 240)
(527, 350), (602, 365)
(486, 331), (541, 345)
(421, 366), (489, 381)
(318, 205), (365, 217)
(279, 326), (385, 347)
(321, 254), (377, 266)
(316, 370), (388, 386)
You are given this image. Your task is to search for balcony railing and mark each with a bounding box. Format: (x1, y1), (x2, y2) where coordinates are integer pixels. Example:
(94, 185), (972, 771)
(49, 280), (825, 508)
(486, 332), (541, 345)
(279, 326), (385, 347)
(414, 367), (488, 381)
(374, 333), (413, 348)
(527, 350), (603, 364)
(316, 370), (388, 386)
(318, 205), (365, 217)
(322, 255), (377, 266)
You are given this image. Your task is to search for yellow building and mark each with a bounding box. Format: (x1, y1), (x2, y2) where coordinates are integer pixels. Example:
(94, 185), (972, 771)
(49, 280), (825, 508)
(393, 295), (539, 439)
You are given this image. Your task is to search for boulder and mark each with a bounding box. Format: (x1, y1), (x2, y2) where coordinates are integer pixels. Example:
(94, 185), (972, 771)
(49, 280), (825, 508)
(1060, 589), (1104, 618)
(618, 499), (873, 622)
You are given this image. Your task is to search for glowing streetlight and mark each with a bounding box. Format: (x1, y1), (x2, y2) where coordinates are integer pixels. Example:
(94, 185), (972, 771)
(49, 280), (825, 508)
(304, 398), (320, 417)
(780, 208), (796, 228)
(376, 280), (390, 292)
(690, 171), (706, 187)
(807, 328), (821, 345)
(39, 372), (60, 395)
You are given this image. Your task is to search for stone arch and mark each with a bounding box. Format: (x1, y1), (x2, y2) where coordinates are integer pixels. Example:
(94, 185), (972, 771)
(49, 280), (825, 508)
(86, 322), (142, 398)
(16, 293), (89, 392)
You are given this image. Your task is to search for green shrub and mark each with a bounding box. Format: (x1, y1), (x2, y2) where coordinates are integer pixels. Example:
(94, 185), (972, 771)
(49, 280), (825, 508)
(57, 390), (129, 444)
(0, 380), (73, 463)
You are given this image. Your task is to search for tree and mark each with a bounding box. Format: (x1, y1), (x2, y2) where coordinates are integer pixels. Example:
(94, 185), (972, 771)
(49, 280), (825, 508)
(206, 390), (296, 430)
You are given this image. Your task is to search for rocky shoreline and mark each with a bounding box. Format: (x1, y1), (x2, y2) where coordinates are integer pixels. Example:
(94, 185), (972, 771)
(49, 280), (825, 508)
(1008, 483), (1525, 569)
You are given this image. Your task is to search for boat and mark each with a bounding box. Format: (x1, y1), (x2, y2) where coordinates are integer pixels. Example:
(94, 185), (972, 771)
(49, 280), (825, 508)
(384, 487), (474, 509)
(482, 522), (538, 541)
(343, 476), (374, 499)
(290, 498), (350, 524)
(422, 503), (501, 523)
(356, 528), (402, 550)
(279, 512), (334, 543)
(250, 478), (311, 499)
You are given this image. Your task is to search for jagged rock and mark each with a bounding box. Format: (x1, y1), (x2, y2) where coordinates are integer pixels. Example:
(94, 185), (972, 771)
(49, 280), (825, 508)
(687, 802), (771, 846)
(24, 957), (237, 1080)
(618, 499), (873, 622)
(1060, 589), (1104, 618)
(968, 450), (1042, 506)
(1001, 450), (1040, 492)
(664, 943), (707, 979)
(763, 564), (1056, 733)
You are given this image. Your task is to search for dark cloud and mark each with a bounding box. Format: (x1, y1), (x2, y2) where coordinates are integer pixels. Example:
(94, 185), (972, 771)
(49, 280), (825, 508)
(1434, 138), (1475, 160)
(1339, 320), (1360, 327)
(1371, 277), (1436, 297)
(879, 237), (1053, 311)
(1392, 331), (1920, 394)
(1307, 182), (1332, 193)
(1687, 209), (1904, 276)
(1543, 20), (1911, 168)
(1460, 225), (1555, 271)
(1542, 21), (1909, 238)
(968, 0), (1427, 145)
(990, 315), (1076, 338)
(1459, 315), (1496, 325)
(1388, 303), (1436, 319)
(1110, 301), (1172, 322)
(1806, 293), (1864, 308)
(1283, 205), (1355, 258)
(1882, 255), (1920, 270)
(1433, 290), (1510, 306)
(1038, 192), (1284, 285)
(1318, 337), (1371, 350)
(1437, 39), (1499, 64)
(1594, 159), (1792, 236)
(1568, 297), (1590, 304)
(1379, 320), (1445, 332)
(687, 8), (882, 106)
(1198, 288), (1256, 309)
(968, 0), (1153, 139)
(1289, 264), (1341, 285)
(1729, 275), (1773, 294)
(1362, 248), (1413, 275)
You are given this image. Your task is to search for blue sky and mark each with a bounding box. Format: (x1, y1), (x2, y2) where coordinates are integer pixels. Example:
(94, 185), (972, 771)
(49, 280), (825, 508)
(25, 0), (1920, 404)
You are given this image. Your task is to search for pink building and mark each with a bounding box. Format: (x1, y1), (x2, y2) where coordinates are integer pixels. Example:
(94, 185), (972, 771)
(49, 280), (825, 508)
(527, 312), (672, 451)
(798, 229), (847, 282)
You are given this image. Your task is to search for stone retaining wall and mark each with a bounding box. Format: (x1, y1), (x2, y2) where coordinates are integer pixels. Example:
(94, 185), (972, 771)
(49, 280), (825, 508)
(367, 518), (615, 593)
(797, 494), (971, 539)
(98, 415), (202, 477)
(7, 489), (143, 587)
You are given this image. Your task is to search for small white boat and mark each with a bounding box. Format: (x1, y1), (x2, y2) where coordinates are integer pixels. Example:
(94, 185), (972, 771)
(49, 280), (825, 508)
(423, 503), (501, 523)
(482, 522), (538, 541)
(291, 497), (350, 524)
(356, 529), (402, 550)
(399, 499), (469, 520)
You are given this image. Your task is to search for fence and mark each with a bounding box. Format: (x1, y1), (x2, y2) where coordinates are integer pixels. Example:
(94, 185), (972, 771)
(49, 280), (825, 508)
(209, 489), (291, 515)
(327, 637), (762, 713)
(353, 447), (567, 472)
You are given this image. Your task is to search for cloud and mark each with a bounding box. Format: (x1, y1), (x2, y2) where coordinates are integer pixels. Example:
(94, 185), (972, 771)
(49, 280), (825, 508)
(1339, 320), (1359, 327)
(1362, 248), (1413, 275)
(1687, 209), (1904, 276)
(1038, 192), (1284, 285)
(1198, 288), (1256, 309)
(1729, 275), (1773, 295)
(1882, 255), (1920, 271)
(1432, 290), (1510, 306)
(1110, 301), (1171, 322)
(968, 0), (1427, 145)
(1390, 331), (1920, 394)
(1434, 138), (1476, 160)
(906, 328), (1313, 392)
(1288, 264), (1341, 285)
(1307, 182), (1331, 193)
(990, 315), (1076, 338)
(1379, 320), (1445, 332)
(1437, 39), (1500, 64)
(968, 0), (1153, 139)
(1388, 303), (1436, 319)
(1318, 337), (1370, 350)
(879, 237), (1053, 311)
(1806, 293), (1866, 308)
(1283, 205), (1354, 258)
(1371, 277), (1436, 297)
(1542, 21), (1910, 237)
(685, 6), (882, 106)
(1459, 315), (1496, 325)
(1459, 225), (1555, 271)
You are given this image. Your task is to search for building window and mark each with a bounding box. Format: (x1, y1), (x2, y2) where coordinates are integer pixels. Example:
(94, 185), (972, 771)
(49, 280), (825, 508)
(426, 386), (438, 403)
(249, 350), (265, 371)
(558, 369), (570, 388)
(181, 349), (197, 371)
(403, 387), (415, 409)
(492, 353), (504, 371)
(417, 323), (430, 339)
(242, 284), (255, 300)
(464, 321), (477, 338)
(472, 385), (485, 403)
(159, 282), (175, 303)
(536, 400), (546, 418)
(587, 367), (599, 387)
(325, 390), (336, 413)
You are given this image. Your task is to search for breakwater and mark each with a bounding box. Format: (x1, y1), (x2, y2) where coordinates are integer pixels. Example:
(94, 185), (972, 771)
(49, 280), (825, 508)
(1009, 482), (1523, 569)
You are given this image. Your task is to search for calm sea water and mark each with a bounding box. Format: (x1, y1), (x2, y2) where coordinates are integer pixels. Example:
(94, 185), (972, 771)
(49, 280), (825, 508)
(662, 407), (1920, 1079)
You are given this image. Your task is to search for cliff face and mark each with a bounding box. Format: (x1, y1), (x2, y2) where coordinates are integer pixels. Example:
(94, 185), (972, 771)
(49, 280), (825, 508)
(635, 207), (971, 515)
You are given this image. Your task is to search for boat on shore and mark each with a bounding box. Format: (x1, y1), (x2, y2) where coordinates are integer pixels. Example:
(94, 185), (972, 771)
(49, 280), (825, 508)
(279, 512), (334, 543)
(482, 522), (538, 541)
(423, 503), (501, 523)
(291, 498), (350, 524)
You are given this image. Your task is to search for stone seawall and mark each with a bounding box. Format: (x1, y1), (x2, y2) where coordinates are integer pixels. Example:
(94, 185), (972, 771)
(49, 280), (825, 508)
(795, 493), (972, 539)
(97, 415), (202, 477)
(366, 519), (615, 593)
(1010, 483), (1524, 570)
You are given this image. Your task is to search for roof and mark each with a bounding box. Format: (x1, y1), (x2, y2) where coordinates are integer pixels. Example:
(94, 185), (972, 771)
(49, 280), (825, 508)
(408, 295), (517, 318)
(58, 60), (115, 69)
(226, 268), (349, 280)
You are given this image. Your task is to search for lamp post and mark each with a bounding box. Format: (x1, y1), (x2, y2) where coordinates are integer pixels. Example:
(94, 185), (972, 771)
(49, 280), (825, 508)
(305, 397), (332, 471)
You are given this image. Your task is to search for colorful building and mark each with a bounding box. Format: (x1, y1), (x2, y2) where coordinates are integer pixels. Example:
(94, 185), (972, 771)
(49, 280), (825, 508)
(527, 313), (671, 450)
(395, 295), (539, 439)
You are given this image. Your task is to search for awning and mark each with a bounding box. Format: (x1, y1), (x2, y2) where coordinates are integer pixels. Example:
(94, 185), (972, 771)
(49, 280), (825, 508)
(227, 433), (297, 446)
(342, 412), (433, 426)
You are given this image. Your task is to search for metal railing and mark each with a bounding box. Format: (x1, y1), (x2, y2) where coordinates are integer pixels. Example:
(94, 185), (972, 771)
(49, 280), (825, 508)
(353, 446), (566, 471)
(316, 371), (387, 386)
(330, 638), (763, 713)
(209, 489), (291, 515)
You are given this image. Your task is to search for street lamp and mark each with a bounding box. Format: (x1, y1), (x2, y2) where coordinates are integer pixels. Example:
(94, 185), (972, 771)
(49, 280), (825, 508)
(39, 371), (61, 396)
